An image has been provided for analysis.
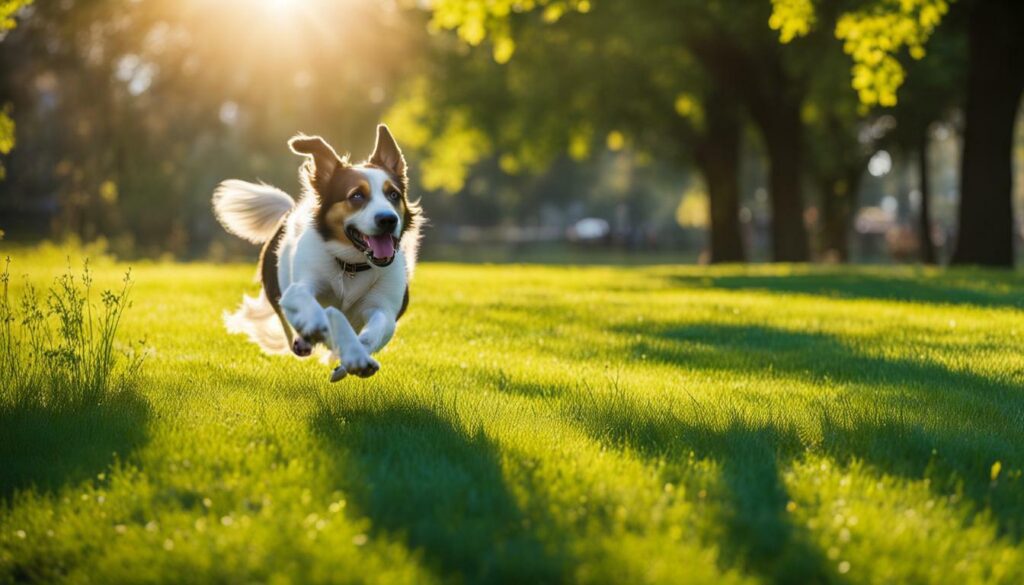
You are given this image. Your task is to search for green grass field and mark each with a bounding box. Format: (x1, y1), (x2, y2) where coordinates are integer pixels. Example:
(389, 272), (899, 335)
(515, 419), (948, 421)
(3, 247), (1024, 584)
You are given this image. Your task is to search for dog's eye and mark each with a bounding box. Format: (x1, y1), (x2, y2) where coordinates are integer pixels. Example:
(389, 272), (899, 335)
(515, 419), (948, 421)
(387, 190), (401, 201)
(350, 191), (366, 201)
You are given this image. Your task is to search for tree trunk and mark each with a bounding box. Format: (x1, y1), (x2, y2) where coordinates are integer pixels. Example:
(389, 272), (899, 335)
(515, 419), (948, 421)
(819, 170), (860, 263)
(695, 94), (745, 263)
(951, 0), (1024, 267)
(917, 129), (937, 265)
(759, 101), (811, 262)
(688, 39), (810, 262)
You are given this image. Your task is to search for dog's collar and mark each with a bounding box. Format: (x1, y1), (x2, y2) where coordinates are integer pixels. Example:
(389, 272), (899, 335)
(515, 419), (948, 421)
(335, 258), (374, 278)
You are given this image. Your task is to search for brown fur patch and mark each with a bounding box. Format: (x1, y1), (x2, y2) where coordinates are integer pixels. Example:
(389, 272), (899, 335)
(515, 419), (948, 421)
(397, 286), (409, 321)
(313, 168), (373, 242)
(259, 219), (293, 343)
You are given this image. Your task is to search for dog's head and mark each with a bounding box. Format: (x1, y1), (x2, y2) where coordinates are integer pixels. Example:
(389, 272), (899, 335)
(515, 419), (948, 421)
(289, 125), (417, 267)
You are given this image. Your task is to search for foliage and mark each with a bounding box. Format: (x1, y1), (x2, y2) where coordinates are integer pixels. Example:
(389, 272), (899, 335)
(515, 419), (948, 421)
(409, 0), (859, 262)
(3, 253), (1024, 582)
(428, 0), (592, 64)
(676, 184), (710, 229)
(0, 0), (1013, 264)
(384, 79), (493, 194)
(0, 0), (31, 180)
(392, 0), (713, 197)
(769, 0), (816, 43)
(771, 0), (952, 106)
(0, 257), (145, 407)
(0, 0), (31, 30)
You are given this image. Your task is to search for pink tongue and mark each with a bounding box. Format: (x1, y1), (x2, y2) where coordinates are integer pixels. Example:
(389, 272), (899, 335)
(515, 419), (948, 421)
(366, 234), (395, 259)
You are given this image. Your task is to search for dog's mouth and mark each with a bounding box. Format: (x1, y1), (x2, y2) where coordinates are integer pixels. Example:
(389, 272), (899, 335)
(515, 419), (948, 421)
(345, 226), (399, 267)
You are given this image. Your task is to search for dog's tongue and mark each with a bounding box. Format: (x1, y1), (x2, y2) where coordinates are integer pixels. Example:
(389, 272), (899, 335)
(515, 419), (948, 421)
(366, 234), (395, 260)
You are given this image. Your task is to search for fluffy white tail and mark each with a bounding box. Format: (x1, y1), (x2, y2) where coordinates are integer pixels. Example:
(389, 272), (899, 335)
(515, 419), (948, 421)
(224, 290), (291, 355)
(212, 180), (294, 244)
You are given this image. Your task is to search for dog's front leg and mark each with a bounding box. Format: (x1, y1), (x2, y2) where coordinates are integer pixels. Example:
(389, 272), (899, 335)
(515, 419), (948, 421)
(324, 307), (379, 381)
(357, 308), (397, 354)
(280, 282), (329, 356)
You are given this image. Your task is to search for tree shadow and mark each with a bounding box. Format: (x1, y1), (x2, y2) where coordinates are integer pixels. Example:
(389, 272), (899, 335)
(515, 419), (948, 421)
(631, 322), (1023, 413)
(310, 400), (570, 584)
(670, 271), (1024, 309)
(560, 393), (838, 584)
(0, 388), (152, 500)
(616, 321), (1024, 538)
(817, 403), (1023, 537)
(486, 316), (1024, 581)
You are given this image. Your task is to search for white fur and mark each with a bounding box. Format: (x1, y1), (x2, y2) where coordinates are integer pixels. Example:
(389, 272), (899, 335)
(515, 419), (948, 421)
(223, 289), (292, 355)
(215, 165), (418, 381)
(213, 180), (295, 243)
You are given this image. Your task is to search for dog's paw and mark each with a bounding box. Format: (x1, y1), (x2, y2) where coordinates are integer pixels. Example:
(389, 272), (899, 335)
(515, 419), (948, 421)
(292, 336), (313, 357)
(293, 311), (328, 344)
(341, 349), (380, 378)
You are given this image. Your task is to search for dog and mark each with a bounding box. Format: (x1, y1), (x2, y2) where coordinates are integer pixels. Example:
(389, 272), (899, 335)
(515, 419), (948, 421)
(212, 124), (421, 382)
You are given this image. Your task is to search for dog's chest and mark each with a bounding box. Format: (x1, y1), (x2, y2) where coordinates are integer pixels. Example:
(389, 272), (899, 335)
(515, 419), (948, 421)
(318, 270), (378, 312)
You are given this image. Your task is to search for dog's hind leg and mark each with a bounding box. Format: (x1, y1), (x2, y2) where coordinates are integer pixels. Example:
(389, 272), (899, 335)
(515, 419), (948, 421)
(274, 307), (309, 357)
(259, 221), (307, 356)
(264, 288), (306, 357)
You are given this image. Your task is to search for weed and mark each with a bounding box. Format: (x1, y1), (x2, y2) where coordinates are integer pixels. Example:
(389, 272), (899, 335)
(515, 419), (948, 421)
(0, 257), (146, 407)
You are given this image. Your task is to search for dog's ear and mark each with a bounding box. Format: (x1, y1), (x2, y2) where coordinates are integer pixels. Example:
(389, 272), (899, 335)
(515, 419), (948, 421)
(369, 124), (406, 180)
(289, 134), (343, 188)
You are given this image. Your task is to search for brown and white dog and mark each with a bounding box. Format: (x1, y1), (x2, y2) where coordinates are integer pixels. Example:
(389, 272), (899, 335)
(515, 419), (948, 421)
(213, 125), (421, 381)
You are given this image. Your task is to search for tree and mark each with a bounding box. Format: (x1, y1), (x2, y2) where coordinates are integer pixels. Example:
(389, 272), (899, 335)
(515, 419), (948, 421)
(886, 24), (966, 264)
(803, 70), (876, 262)
(0, 0), (32, 184)
(685, 25), (811, 262)
(773, 0), (1024, 267)
(949, 0), (1024, 267)
(692, 88), (746, 262)
(399, 1), (751, 261)
(416, 0), (844, 262)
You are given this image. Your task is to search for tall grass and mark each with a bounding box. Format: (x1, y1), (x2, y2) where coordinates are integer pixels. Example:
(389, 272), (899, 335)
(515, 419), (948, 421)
(0, 257), (145, 407)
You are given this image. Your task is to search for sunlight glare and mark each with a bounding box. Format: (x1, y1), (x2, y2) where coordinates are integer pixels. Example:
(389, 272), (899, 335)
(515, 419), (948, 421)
(263, 0), (301, 13)
(242, 0), (322, 41)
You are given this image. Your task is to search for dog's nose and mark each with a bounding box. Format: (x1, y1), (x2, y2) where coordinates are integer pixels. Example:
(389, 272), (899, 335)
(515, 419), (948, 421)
(375, 213), (398, 232)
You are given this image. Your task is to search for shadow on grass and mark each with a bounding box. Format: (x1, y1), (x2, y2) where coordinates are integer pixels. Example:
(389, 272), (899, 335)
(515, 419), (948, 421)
(560, 395), (837, 583)
(565, 392), (1023, 583)
(671, 271), (1024, 309)
(0, 388), (151, 500)
(310, 400), (569, 584)
(630, 321), (1021, 524)
(523, 319), (1024, 581)
(633, 322), (1023, 413)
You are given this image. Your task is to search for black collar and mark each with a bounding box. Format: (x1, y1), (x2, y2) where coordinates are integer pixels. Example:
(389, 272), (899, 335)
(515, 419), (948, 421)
(336, 258), (374, 278)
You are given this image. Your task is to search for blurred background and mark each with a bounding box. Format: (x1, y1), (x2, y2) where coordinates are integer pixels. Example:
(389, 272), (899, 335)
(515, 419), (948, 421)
(0, 0), (1021, 266)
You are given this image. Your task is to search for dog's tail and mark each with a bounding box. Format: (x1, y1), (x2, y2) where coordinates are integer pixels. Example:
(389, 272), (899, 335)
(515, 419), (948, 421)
(224, 289), (292, 355)
(212, 180), (294, 244)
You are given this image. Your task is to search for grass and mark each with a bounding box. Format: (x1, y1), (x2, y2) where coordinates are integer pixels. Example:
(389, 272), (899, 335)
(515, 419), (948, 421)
(1, 257), (144, 402)
(2, 247), (1024, 584)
